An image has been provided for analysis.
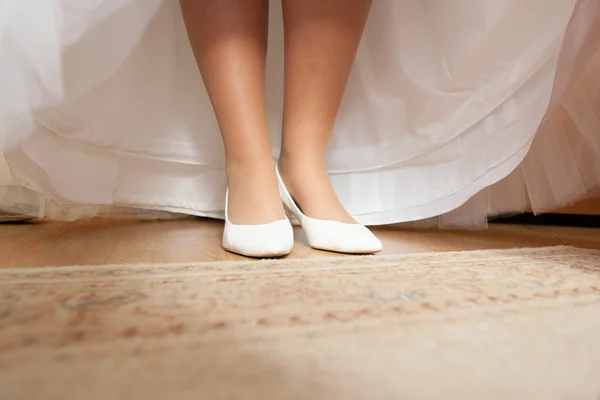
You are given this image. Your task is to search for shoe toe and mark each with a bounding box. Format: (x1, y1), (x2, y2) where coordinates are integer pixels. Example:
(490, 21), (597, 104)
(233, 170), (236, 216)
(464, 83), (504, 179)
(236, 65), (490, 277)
(358, 229), (383, 253)
(338, 226), (382, 254)
(303, 218), (382, 254)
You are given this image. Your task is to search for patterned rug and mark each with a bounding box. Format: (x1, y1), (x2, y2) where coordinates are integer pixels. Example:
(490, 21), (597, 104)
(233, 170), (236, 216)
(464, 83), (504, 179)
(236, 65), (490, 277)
(1, 246), (600, 400)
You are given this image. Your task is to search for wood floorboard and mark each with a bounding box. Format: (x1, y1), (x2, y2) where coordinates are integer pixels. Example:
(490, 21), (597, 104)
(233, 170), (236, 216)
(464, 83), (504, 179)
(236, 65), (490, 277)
(1, 218), (599, 268)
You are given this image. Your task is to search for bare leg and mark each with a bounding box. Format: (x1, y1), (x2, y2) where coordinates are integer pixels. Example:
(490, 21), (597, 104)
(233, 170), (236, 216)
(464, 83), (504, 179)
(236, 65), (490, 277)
(278, 0), (372, 223)
(180, 0), (285, 224)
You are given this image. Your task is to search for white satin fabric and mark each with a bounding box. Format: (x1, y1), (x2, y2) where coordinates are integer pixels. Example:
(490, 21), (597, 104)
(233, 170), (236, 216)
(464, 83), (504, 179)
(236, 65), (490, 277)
(1, 0), (600, 227)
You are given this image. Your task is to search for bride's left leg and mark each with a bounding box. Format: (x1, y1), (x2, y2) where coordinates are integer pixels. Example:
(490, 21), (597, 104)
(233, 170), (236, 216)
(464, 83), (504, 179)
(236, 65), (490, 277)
(278, 0), (372, 223)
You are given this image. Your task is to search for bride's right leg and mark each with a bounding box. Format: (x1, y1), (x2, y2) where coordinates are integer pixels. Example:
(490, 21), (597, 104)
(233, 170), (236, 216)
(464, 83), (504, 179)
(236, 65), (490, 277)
(180, 0), (285, 225)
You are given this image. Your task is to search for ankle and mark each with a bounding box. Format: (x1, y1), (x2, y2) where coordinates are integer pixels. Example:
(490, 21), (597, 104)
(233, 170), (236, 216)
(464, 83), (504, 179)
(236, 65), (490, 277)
(227, 151), (274, 167)
(278, 151), (326, 177)
(277, 153), (356, 224)
(227, 155), (275, 179)
(224, 158), (286, 225)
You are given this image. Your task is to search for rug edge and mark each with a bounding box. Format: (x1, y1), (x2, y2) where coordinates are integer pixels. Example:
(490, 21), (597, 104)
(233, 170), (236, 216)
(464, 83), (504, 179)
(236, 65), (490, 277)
(1, 245), (597, 274)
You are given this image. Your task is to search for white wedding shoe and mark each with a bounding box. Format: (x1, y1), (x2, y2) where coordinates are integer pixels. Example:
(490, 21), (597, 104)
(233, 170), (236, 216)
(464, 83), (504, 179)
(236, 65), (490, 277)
(222, 190), (294, 258)
(275, 167), (382, 254)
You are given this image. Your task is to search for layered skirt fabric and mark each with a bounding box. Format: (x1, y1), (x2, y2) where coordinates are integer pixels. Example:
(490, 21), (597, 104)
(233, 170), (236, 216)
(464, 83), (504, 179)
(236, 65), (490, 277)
(1, 0), (600, 227)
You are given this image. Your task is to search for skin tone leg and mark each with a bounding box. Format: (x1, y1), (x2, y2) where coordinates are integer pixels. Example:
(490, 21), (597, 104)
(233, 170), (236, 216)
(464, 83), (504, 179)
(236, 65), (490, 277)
(180, 0), (285, 225)
(278, 0), (372, 223)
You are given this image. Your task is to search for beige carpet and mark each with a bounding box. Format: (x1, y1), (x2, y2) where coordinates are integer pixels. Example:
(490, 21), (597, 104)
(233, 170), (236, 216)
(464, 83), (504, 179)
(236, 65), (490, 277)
(1, 246), (600, 400)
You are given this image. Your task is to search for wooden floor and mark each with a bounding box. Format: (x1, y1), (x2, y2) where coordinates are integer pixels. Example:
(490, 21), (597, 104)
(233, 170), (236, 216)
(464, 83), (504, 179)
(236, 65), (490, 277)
(1, 217), (599, 268)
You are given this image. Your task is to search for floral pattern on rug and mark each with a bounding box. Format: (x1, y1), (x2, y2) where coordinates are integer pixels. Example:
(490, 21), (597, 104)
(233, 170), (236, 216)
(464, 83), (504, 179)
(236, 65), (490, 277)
(1, 246), (600, 351)
(2, 246), (600, 400)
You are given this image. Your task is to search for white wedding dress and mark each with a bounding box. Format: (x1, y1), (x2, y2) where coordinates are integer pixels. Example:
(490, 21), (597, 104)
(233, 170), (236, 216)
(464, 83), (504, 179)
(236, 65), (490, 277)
(1, 0), (600, 228)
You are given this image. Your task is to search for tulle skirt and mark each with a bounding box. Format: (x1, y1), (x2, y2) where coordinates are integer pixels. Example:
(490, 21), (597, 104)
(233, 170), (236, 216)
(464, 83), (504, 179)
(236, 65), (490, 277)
(1, 0), (600, 228)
